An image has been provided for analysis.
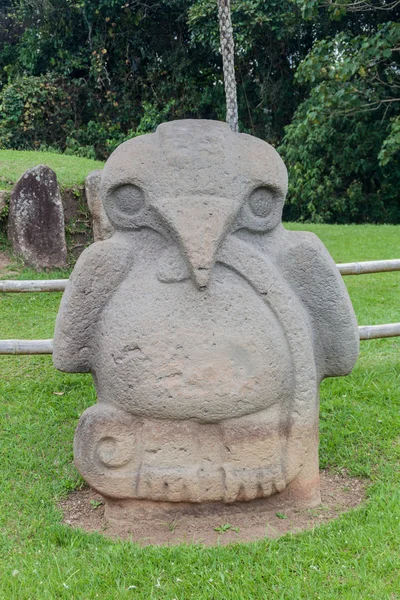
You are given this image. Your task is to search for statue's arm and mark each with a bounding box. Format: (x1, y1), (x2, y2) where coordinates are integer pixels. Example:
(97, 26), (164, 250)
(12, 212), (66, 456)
(53, 237), (133, 373)
(279, 231), (359, 380)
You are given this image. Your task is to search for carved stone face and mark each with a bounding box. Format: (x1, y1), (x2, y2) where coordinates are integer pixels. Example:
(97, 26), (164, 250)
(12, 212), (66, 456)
(92, 121), (292, 424)
(101, 119), (288, 288)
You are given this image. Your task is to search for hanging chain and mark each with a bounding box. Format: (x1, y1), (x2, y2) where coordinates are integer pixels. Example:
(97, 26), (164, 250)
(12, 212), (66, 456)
(218, 0), (239, 132)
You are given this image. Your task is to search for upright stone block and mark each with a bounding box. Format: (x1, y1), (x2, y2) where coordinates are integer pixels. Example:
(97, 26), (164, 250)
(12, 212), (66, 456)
(85, 170), (114, 242)
(8, 165), (67, 269)
(53, 120), (359, 523)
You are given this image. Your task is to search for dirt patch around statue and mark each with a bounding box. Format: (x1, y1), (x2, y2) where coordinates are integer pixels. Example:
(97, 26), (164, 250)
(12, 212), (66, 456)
(0, 250), (18, 277)
(59, 470), (367, 546)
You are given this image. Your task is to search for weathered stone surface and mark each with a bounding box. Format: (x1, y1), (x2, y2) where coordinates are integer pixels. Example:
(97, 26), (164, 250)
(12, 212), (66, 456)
(54, 120), (359, 516)
(8, 165), (67, 269)
(85, 170), (114, 242)
(60, 187), (93, 261)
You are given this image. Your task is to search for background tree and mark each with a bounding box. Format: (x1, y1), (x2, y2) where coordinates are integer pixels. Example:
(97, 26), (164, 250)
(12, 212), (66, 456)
(0, 0), (315, 152)
(0, 0), (398, 222)
(217, 0), (239, 131)
(280, 0), (400, 223)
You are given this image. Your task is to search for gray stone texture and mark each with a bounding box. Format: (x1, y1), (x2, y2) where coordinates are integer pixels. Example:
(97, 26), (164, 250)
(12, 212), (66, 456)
(53, 120), (359, 513)
(8, 165), (67, 269)
(85, 169), (114, 242)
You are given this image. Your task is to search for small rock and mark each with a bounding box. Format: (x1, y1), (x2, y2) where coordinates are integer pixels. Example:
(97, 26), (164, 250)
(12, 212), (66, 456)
(8, 165), (67, 269)
(85, 170), (114, 242)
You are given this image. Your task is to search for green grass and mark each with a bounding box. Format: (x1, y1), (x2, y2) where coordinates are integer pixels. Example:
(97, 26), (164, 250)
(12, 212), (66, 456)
(0, 224), (399, 599)
(0, 150), (104, 190)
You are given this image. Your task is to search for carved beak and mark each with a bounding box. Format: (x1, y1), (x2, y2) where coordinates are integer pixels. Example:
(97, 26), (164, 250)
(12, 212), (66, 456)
(154, 196), (238, 289)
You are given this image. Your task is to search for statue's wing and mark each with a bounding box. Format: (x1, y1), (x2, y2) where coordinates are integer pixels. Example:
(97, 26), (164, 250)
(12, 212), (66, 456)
(53, 237), (134, 373)
(279, 231), (359, 380)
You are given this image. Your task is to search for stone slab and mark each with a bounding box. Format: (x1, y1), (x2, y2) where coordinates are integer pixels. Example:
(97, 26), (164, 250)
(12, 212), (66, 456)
(8, 165), (67, 269)
(85, 170), (114, 242)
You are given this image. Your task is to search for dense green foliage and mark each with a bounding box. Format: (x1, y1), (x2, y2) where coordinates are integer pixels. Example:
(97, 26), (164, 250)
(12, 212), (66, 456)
(0, 0), (315, 155)
(0, 225), (399, 598)
(0, 0), (399, 222)
(280, 6), (400, 223)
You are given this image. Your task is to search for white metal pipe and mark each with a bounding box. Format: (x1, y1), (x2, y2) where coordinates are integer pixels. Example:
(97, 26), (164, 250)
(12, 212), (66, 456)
(0, 339), (54, 354)
(0, 259), (399, 293)
(338, 259), (400, 275)
(358, 323), (400, 340)
(1, 324), (400, 355)
(0, 279), (68, 293)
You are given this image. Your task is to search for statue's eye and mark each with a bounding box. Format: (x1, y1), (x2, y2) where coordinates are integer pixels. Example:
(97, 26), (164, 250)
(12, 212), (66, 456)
(248, 187), (274, 218)
(103, 183), (147, 229)
(113, 184), (145, 215)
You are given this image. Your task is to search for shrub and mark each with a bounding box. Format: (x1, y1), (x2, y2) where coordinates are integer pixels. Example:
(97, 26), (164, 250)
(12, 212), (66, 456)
(0, 74), (77, 150)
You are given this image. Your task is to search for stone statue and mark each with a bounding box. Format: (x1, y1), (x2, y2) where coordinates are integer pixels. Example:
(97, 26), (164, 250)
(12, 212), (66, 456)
(53, 120), (359, 522)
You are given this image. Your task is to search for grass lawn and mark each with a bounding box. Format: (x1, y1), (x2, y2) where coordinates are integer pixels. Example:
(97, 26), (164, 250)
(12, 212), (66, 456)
(0, 224), (399, 599)
(0, 150), (104, 190)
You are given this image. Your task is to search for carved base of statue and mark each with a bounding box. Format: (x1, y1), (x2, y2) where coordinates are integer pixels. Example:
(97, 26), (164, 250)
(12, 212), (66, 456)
(74, 402), (321, 525)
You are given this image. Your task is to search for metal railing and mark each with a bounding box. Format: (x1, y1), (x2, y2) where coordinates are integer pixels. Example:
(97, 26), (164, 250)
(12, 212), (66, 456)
(359, 323), (400, 340)
(0, 339), (54, 355)
(1, 259), (399, 354)
(0, 279), (67, 293)
(337, 258), (400, 276)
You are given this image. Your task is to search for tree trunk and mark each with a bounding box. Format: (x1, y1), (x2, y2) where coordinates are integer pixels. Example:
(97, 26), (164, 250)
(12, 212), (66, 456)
(218, 0), (239, 132)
